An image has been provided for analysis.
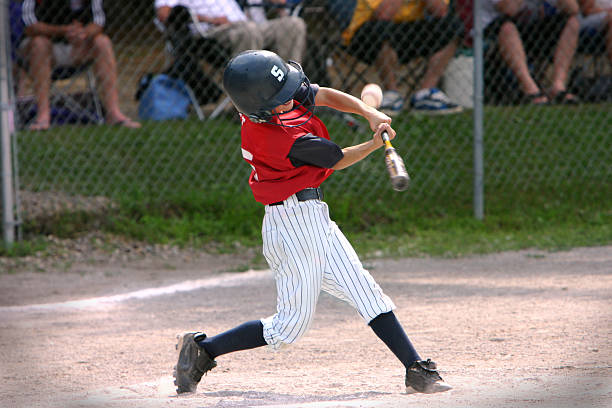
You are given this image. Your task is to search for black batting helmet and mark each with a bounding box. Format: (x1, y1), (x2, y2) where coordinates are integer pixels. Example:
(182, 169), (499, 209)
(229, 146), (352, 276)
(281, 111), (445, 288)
(222, 50), (310, 124)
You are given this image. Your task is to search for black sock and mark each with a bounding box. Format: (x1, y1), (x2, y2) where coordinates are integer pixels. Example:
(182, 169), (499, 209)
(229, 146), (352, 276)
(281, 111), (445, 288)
(197, 320), (267, 359)
(369, 311), (421, 369)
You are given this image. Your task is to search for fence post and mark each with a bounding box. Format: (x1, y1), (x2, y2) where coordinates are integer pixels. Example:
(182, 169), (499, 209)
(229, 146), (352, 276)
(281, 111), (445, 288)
(472, 0), (484, 220)
(0, 1), (16, 245)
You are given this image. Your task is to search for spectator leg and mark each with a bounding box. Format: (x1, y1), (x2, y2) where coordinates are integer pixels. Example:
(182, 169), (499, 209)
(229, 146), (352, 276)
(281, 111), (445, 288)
(14, 65), (29, 98)
(550, 15), (579, 94)
(28, 36), (53, 130)
(375, 42), (400, 91)
(497, 21), (544, 101)
(261, 16), (307, 63)
(419, 37), (458, 91)
(208, 22), (264, 56)
(86, 33), (138, 127)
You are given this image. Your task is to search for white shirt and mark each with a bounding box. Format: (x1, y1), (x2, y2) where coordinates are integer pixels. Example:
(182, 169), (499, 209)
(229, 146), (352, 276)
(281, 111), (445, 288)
(479, 0), (504, 29)
(155, 0), (247, 32)
(479, 0), (550, 29)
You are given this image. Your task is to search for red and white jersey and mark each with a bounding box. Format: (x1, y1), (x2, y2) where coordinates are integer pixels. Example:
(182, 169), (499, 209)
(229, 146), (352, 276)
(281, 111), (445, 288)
(240, 105), (334, 205)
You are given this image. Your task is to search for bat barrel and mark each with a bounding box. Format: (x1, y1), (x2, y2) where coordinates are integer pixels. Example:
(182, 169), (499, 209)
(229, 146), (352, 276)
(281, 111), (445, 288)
(384, 146), (410, 191)
(391, 174), (411, 191)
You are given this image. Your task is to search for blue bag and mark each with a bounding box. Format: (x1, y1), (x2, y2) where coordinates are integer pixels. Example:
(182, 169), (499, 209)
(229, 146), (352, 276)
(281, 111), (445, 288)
(138, 74), (191, 121)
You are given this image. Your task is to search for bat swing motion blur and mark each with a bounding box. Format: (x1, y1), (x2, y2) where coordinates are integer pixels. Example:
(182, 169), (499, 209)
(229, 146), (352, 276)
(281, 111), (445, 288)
(360, 84), (411, 191)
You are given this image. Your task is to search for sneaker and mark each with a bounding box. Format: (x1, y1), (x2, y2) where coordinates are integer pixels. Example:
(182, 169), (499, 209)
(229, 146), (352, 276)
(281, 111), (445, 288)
(380, 90), (405, 116)
(174, 332), (217, 394)
(405, 359), (453, 394)
(410, 88), (463, 115)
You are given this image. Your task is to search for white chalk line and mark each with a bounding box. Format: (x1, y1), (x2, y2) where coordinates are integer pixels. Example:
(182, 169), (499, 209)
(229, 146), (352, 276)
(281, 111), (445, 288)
(0, 269), (272, 313)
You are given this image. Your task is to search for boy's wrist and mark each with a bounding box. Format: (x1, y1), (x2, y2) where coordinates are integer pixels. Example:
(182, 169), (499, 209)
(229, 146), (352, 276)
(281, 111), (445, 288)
(368, 138), (383, 151)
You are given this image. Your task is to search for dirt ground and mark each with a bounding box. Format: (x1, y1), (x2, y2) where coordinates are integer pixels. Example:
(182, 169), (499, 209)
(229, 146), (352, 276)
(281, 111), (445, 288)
(1, 245), (611, 408)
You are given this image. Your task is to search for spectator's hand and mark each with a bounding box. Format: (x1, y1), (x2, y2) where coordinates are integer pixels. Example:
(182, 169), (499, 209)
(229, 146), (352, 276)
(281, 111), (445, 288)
(267, 0), (289, 17)
(425, 0), (449, 18)
(557, 0), (580, 15)
(209, 16), (230, 25)
(375, 0), (402, 20)
(65, 21), (87, 44)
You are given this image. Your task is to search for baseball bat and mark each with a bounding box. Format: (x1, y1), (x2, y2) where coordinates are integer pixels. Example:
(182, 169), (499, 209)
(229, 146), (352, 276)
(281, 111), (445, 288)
(360, 83), (410, 191)
(381, 130), (410, 191)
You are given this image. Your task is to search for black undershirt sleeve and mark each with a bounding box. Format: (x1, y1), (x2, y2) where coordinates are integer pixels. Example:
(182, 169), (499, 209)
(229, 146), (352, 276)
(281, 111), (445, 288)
(288, 134), (344, 169)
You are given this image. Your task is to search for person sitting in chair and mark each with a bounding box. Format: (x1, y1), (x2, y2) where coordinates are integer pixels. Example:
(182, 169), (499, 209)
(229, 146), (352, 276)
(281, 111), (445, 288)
(480, 0), (580, 105)
(20, 0), (140, 130)
(155, 0), (307, 63)
(342, 0), (465, 115)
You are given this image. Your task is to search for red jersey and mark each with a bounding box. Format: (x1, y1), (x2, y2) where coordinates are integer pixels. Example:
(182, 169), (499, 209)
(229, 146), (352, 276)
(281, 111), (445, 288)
(240, 105), (335, 205)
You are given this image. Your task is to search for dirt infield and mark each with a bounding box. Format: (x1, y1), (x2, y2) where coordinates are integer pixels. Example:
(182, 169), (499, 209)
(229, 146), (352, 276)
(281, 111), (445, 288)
(1, 246), (611, 408)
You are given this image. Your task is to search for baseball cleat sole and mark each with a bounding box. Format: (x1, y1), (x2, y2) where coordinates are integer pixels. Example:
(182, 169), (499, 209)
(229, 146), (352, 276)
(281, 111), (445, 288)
(406, 380), (453, 394)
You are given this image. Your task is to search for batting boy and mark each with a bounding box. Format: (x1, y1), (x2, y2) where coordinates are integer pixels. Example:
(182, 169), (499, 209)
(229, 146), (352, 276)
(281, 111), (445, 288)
(174, 49), (452, 395)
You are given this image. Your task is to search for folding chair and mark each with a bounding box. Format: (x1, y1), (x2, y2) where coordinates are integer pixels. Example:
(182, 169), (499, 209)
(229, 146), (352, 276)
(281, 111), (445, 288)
(152, 17), (205, 120)
(298, 0), (367, 94)
(48, 64), (104, 125)
(153, 5), (232, 120)
(9, 0), (104, 128)
(569, 29), (611, 102)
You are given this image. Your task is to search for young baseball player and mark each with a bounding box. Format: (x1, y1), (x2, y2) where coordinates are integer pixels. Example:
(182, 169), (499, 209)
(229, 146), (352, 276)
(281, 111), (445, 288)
(174, 49), (452, 396)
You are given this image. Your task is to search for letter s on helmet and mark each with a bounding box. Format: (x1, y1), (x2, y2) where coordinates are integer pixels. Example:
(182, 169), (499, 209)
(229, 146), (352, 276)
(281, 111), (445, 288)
(222, 50), (306, 123)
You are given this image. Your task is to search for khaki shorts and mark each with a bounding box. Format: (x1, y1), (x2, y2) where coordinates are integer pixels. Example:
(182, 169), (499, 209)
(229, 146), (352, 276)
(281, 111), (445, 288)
(19, 39), (76, 67)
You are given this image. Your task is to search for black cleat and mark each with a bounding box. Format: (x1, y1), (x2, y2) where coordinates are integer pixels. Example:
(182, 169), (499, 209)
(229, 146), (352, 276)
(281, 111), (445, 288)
(173, 332), (217, 394)
(405, 359), (453, 394)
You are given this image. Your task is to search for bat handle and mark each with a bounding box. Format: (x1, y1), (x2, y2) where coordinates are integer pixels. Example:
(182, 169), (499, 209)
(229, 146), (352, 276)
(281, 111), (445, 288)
(381, 130), (393, 149)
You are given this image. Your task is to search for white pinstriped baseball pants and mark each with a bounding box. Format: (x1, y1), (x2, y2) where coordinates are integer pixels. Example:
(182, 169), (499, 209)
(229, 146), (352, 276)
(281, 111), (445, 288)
(260, 194), (395, 350)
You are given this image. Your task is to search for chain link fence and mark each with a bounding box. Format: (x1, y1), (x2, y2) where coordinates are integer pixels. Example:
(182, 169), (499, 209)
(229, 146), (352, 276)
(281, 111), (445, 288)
(1, 0), (611, 243)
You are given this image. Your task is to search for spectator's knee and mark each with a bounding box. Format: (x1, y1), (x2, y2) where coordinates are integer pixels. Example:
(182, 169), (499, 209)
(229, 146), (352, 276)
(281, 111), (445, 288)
(429, 2), (449, 18)
(566, 15), (580, 32)
(498, 20), (518, 39)
(92, 33), (113, 52)
(29, 35), (52, 53)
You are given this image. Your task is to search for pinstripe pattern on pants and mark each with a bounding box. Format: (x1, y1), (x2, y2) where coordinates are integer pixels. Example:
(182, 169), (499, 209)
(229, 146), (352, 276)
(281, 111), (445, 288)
(260, 194), (395, 350)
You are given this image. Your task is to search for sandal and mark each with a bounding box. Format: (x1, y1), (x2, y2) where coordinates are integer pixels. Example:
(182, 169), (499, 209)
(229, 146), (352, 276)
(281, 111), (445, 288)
(524, 92), (550, 105)
(108, 117), (141, 129)
(550, 90), (579, 105)
(28, 119), (50, 131)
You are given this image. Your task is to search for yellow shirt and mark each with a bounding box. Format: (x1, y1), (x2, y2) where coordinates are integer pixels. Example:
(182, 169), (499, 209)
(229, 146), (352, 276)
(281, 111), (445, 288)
(341, 0), (448, 45)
